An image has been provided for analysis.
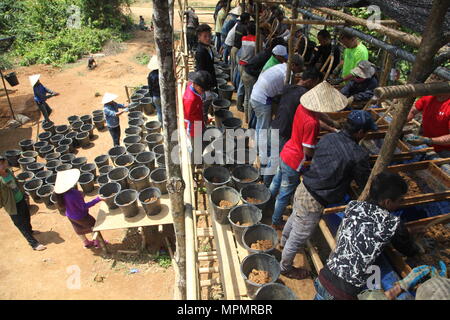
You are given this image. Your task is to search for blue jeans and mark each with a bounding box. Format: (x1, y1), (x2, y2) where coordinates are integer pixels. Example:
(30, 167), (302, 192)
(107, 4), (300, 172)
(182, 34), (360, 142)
(108, 125), (121, 146)
(314, 278), (335, 300)
(251, 99), (272, 166)
(215, 32), (222, 52)
(222, 44), (231, 64)
(152, 96), (162, 123)
(263, 134), (288, 187)
(269, 160), (300, 225)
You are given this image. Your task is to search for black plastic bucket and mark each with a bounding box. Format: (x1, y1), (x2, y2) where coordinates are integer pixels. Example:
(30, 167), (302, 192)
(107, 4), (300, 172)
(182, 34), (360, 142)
(55, 125), (69, 136)
(152, 144), (164, 157)
(93, 116), (105, 130)
(71, 120), (84, 132)
(210, 186), (240, 225)
(65, 131), (79, 148)
(212, 98), (231, 111)
(99, 165), (114, 175)
(135, 89), (148, 96)
(17, 171), (35, 193)
(223, 117), (242, 130)
(129, 166), (151, 191)
(108, 145), (126, 161)
(145, 121), (162, 134)
(19, 139), (34, 151)
(60, 153), (75, 164)
(99, 182), (121, 210)
(156, 154), (165, 168)
(240, 253), (281, 299)
(140, 97), (154, 115)
(240, 184), (271, 211)
(202, 149), (227, 168)
(71, 156), (87, 169)
(94, 155), (110, 169)
(228, 204), (262, 246)
(5, 72), (19, 86)
(92, 110), (104, 117)
(37, 184), (54, 207)
(55, 145), (69, 155)
(108, 166), (129, 189)
(139, 187), (162, 216)
(5, 149), (21, 167)
(232, 165), (260, 190)
(123, 134), (142, 147)
(21, 150), (38, 162)
(214, 109), (233, 128)
(38, 144), (55, 158)
(26, 162), (45, 174)
(97, 174), (109, 186)
(68, 115), (80, 125)
(131, 93), (144, 103)
(242, 224), (278, 255)
(56, 163), (73, 172)
(81, 123), (94, 139)
(80, 163), (97, 178)
(79, 172), (95, 193)
(45, 159), (62, 172)
(33, 140), (49, 153)
(128, 118), (144, 130)
(145, 133), (163, 150)
(125, 126), (142, 137)
(80, 115), (93, 125)
(216, 78), (227, 87)
(114, 154), (135, 170)
(218, 85), (234, 101)
(135, 151), (156, 171)
(42, 121), (55, 134)
(18, 157), (36, 171)
(254, 283), (298, 300)
(128, 102), (142, 113)
(35, 170), (53, 183)
(127, 143), (146, 157)
(24, 178), (43, 202)
(150, 168), (167, 194)
(49, 134), (64, 147)
(114, 189), (140, 218)
(128, 111), (143, 121)
(38, 131), (52, 143)
(45, 174), (57, 186)
(50, 193), (65, 215)
(203, 165), (231, 194)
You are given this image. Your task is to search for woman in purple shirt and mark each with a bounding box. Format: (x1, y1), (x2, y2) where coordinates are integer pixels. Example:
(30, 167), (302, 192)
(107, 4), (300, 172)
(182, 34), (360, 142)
(54, 169), (104, 248)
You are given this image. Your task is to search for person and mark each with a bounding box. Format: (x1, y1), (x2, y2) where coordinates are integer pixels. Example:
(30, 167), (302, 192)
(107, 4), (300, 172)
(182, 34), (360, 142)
(103, 93), (128, 146)
(214, 1), (227, 52)
(269, 82), (344, 230)
(265, 67), (324, 186)
(30, 74), (59, 122)
(87, 56), (97, 70)
(280, 110), (378, 279)
(195, 24), (217, 90)
(185, 7), (199, 54)
(183, 71), (213, 164)
(231, 13), (250, 89)
(0, 156), (46, 251)
(314, 171), (420, 300)
(261, 45), (288, 72)
(340, 60), (378, 104)
(220, 6), (241, 64)
(406, 86), (450, 158)
(333, 31), (369, 83)
(310, 29), (340, 73)
(236, 21), (256, 113)
(250, 54), (304, 170)
(139, 16), (148, 31)
(147, 55), (162, 123)
(54, 169), (104, 248)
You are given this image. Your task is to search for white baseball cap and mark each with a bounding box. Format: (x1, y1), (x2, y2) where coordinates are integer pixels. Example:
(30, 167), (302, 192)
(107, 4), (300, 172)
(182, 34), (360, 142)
(272, 45), (288, 59)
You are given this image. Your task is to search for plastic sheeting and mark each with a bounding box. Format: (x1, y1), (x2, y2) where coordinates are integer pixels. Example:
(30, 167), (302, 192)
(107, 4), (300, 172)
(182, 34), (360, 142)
(295, 0), (450, 34)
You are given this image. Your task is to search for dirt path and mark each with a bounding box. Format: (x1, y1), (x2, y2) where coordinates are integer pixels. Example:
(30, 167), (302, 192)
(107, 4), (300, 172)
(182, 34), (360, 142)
(0, 6), (181, 300)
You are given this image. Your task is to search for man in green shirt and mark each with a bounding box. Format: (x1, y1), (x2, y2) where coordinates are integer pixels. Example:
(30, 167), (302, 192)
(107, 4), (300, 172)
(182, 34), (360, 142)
(215, 1), (227, 52)
(261, 45), (288, 72)
(0, 156), (46, 251)
(334, 31), (369, 83)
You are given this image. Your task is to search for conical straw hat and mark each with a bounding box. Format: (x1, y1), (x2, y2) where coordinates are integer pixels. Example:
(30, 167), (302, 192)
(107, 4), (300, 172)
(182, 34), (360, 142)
(300, 81), (348, 113)
(101, 92), (118, 104)
(29, 74), (41, 86)
(147, 55), (158, 70)
(54, 169), (80, 194)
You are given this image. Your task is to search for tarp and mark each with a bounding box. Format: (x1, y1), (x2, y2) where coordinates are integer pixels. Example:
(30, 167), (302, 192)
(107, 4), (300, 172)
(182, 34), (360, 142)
(296, 0), (450, 34)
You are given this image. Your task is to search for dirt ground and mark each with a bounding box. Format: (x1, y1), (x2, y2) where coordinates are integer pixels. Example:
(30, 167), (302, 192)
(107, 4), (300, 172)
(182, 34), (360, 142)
(0, 4), (187, 300)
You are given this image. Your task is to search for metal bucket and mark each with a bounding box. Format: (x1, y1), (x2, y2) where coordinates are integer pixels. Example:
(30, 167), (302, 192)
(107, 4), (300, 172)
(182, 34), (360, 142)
(232, 165), (260, 190)
(128, 111), (144, 121)
(56, 139), (72, 153)
(123, 134), (142, 147)
(80, 163), (97, 178)
(114, 189), (140, 218)
(98, 182), (121, 209)
(127, 143), (146, 157)
(240, 253), (281, 299)
(108, 166), (129, 189)
(138, 187), (162, 216)
(94, 155), (110, 169)
(145, 121), (162, 134)
(149, 168), (167, 194)
(71, 157), (87, 169)
(254, 283), (298, 300)
(242, 224), (278, 255)
(114, 154), (135, 170)
(216, 78), (227, 87)
(19, 139), (34, 151)
(218, 85), (234, 101)
(5, 149), (21, 167)
(24, 178), (43, 202)
(36, 184), (54, 207)
(108, 145), (126, 161)
(203, 165), (231, 194)
(145, 133), (163, 150)
(135, 151), (156, 171)
(228, 204), (262, 246)
(210, 186), (240, 225)
(92, 110), (104, 117)
(79, 172), (95, 193)
(212, 98), (231, 111)
(156, 154), (165, 168)
(18, 157), (36, 171)
(131, 93), (144, 103)
(60, 153), (75, 164)
(129, 165), (151, 191)
(128, 102), (142, 113)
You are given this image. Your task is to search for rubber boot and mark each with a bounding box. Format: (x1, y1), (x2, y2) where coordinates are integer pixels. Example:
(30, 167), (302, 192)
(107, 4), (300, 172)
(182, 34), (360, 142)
(236, 95), (244, 112)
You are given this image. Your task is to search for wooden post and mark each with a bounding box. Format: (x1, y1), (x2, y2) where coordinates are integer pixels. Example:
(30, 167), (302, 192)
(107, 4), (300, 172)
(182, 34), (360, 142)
(0, 69), (16, 121)
(285, 0), (298, 84)
(358, 0), (450, 201)
(373, 82), (450, 100)
(152, 0), (186, 300)
(255, 1), (261, 53)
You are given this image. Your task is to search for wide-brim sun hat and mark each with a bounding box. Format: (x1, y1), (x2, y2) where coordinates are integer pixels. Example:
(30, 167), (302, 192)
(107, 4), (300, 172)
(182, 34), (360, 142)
(351, 60), (376, 79)
(101, 92), (119, 104)
(300, 81), (348, 113)
(229, 6), (242, 16)
(147, 55), (158, 70)
(54, 169), (81, 194)
(29, 74), (41, 86)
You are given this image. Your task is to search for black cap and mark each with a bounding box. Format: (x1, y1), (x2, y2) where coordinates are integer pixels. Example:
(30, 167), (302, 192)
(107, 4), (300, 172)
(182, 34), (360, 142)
(189, 71), (212, 91)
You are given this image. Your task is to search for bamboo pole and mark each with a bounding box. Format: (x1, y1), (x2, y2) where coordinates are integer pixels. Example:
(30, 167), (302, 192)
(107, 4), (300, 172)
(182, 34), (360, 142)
(255, 1), (261, 53)
(152, 0), (186, 300)
(316, 7), (422, 48)
(282, 19), (346, 26)
(373, 82), (450, 100)
(285, 0), (298, 84)
(359, 0), (450, 202)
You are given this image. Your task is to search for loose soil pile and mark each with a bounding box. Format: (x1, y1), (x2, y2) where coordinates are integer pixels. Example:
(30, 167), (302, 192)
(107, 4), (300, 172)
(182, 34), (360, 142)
(144, 197), (158, 203)
(248, 269), (272, 284)
(219, 200), (233, 208)
(250, 239), (273, 251)
(414, 224), (450, 266)
(235, 221), (252, 226)
(398, 172), (423, 196)
(240, 178), (254, 183)
(245, 197), (262, 204)
(210, 177), (224, 183)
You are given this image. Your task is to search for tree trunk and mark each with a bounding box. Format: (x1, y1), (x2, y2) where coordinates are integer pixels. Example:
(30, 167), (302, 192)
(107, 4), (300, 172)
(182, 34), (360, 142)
(152, 0), (186, 300)
(358, 0), (450, 201)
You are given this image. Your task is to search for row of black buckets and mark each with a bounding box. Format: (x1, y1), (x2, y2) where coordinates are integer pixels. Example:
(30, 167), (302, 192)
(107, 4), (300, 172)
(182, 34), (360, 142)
(129, 85), (157, 116)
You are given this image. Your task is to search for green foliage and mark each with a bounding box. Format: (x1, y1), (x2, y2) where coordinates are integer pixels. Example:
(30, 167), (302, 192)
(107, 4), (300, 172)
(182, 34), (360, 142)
(135, 52), (150, 65)
(154, 254), (172, 269)
(0, 0), (134, 67)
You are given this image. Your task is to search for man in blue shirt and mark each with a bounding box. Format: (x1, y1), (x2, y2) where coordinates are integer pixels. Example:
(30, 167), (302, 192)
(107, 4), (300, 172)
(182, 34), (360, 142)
(102, 93), (128, 146)
(29, 74), (59, 122)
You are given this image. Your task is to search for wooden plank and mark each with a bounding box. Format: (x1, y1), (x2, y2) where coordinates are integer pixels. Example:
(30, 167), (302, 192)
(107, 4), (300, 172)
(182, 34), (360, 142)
(198, 250), (217, 256)
(199, 266), (220, 274)
(306, 240), (324, 273)
(197, 227), (213, 237)
(405, 213), (450, 233)
(198, 255), (218, 261)
(200, 278), (221, 287)
(319, 219), (336, 249)
(384, 245), (412, 278)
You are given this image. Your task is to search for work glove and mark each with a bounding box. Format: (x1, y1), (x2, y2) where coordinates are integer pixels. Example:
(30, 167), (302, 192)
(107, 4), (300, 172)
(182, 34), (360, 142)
(347, 96), (355, 105)
(396, 265), (431, 291)
(429, 261), (447, 278)
(404, 135), (432, 146)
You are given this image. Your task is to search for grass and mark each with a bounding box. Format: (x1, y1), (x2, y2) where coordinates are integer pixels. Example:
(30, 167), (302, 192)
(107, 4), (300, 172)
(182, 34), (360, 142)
(135, 52), (150, 65)
(154, 254), (172, 269)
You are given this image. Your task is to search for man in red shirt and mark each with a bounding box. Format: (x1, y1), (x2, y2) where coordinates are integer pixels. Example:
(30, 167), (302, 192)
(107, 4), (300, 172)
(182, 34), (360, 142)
(183, 71), (212, 164)
(269, 82), (348, 229)
(406, 93), (450, 158)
